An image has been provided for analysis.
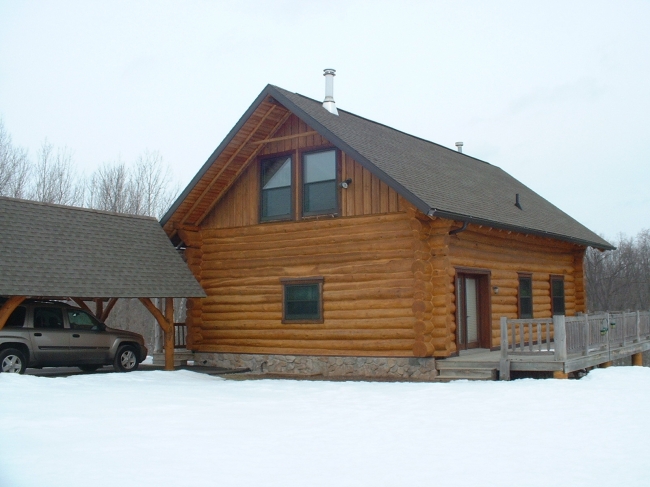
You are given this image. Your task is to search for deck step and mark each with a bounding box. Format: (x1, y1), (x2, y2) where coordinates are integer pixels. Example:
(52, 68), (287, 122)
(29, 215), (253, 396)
(437, 367), (497, 381)
(436, 360), (499, 370)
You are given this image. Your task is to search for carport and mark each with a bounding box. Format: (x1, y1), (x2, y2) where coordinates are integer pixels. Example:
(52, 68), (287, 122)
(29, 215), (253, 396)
(0, 196), (205, 370)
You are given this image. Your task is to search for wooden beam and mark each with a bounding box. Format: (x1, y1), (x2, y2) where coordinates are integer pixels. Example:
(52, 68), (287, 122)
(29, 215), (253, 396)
(100, 298), (119, 322)
(251, 131), (318, 145)
(164, 297), (174, 371)
(138, 298), (172, 333)
(95, 299), (104, 320)
(180, 105), (280, 226)
(72, 298), (97, 318)
(0, 296), (26, 330)
(195, 110), (293, 226)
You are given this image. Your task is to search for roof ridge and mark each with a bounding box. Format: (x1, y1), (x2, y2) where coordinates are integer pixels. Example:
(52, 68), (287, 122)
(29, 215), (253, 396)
(0, 196), (158, 222)
(272, 86), (493, 167)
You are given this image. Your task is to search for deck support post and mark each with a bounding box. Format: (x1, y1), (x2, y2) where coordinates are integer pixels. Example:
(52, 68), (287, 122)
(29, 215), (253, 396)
(499, 317), (510, 380)
(553, 371), (569, 379)
(632, 353), (643, 366)
(600, 361), (613, 368)
(553, 315), (567, 362)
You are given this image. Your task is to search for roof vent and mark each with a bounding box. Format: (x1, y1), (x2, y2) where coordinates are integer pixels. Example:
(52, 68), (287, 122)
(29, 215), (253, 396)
(455, 142), (463, 153)
(322, 69), (338, 116)
(515, 193), (523, 210)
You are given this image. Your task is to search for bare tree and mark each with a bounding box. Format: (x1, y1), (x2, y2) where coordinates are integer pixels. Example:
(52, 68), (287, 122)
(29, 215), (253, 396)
(586, 230), (650, 311)
(87, 161), (132, 213)
(0, 120), (30, 198)
(31, 140), (84, 206)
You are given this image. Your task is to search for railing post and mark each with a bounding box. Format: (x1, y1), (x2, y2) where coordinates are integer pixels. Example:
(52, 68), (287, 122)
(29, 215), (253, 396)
(554, 315), (567, 362)
(500, 317), (510, 381)
(583, 313), (589, 356)
(636, 311), (641, 343)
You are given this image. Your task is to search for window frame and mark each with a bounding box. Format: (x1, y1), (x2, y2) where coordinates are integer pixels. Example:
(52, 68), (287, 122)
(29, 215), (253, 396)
(259, 151), (294, 223)
(518, 273), (533, 319)
(299, 148), (340, 218)
(550, 275), (566, 316)
(280, 277), (325, 324)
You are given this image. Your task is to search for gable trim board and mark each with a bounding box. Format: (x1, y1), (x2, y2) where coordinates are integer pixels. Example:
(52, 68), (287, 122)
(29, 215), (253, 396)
(162, 84), (613, 251)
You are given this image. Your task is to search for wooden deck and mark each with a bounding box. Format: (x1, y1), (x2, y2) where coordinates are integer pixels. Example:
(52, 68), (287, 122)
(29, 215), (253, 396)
(437, 311), (650, 380)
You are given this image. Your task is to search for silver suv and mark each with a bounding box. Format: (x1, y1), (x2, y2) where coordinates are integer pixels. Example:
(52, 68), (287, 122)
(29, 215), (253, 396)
(0, 299), (148, 374)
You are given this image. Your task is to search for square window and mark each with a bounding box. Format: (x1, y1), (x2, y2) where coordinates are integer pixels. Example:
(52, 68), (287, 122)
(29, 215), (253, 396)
(281, 278), (324, 323)
(261, 155), (292, 221)
(302, 150), (337, 215)
(518, 275), (533, 319)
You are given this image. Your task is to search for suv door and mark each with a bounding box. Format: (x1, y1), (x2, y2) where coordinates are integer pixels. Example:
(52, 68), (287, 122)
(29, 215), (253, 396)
(29, 306), (72, 365)
(67, 309), (113, 364)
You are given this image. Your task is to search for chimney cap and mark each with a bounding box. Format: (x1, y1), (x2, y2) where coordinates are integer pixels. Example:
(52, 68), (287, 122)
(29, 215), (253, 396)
(455, 141), (464, 153)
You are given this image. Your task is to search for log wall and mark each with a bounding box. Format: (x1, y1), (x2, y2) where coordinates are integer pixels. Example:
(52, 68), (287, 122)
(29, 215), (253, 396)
(447, 225), (586, 350)
(194, 213), (421, 356)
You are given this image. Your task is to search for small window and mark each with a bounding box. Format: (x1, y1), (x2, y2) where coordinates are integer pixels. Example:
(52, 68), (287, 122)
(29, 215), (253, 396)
(551, 276), (565, 315)
(68, 310), (102, 331)
(302, 150), (337, 215)
(4, 306), (26, 328)
(281, 277), (324, 323)
(518, 275), (533, 319)
(261, 155), (292, 221)
(34, 307), (64, 329)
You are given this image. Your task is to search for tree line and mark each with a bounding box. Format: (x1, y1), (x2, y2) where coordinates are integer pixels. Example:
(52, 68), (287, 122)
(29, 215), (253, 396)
(0, 119), (177, 219)
(586, 230), (650, 312)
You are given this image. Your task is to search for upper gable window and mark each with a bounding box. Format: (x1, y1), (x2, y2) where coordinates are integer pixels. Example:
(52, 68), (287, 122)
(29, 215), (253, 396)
(302, 149), (337, 215)
(261, 155), (292, 222)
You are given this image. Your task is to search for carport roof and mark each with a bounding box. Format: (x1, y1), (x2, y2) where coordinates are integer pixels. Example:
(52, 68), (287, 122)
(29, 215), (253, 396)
(0, 197), (205, 298)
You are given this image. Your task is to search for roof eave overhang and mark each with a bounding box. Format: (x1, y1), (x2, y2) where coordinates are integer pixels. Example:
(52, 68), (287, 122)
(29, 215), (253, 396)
(427, 208), (615, 250)
(161, 85), (280, 229)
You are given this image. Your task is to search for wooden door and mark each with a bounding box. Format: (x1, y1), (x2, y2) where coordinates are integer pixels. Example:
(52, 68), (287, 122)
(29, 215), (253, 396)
(456, 273), (489, 350)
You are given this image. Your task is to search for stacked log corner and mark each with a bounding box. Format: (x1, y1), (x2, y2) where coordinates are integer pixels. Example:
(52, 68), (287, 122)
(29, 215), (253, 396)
(410, 212), (455, 357)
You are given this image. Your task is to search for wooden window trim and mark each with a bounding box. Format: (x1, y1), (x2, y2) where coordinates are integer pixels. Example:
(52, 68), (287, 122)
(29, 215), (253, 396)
(550, 274), (565, 316)
(280, 277), (325, 324)
(299, 147), (341, 219)
(517, 273), (533, 319)
(259, 150), (295, 223)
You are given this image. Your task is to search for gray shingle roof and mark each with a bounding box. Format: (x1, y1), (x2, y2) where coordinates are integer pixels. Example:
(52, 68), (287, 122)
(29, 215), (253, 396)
(0, 197), (205, 298)
(268, 86), (612, 250)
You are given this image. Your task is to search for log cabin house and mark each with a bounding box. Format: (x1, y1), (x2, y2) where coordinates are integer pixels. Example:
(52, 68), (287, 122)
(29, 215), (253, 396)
(161, 74), (614, 379)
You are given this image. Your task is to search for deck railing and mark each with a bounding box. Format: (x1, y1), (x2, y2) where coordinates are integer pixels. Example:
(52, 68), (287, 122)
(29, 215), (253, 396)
(499, 311), (650, 379)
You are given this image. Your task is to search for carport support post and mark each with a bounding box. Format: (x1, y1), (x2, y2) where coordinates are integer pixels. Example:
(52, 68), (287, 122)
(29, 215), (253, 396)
(0, 296), (26, 330)
(164, 297), (174, 371)
(138, 297), (175, 371)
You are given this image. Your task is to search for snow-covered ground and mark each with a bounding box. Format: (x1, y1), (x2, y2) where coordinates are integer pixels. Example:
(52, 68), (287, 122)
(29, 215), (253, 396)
(1, 367), (649, 487)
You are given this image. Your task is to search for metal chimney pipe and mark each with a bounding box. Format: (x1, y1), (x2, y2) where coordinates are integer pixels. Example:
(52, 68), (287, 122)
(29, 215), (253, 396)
(323, 69), (338, 115)
(455, 141), (464, 153)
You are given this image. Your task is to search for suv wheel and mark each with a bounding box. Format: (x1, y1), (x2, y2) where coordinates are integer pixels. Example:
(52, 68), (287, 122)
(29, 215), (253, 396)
(0, 348), (27, 374)
(114, 345), (139, 372)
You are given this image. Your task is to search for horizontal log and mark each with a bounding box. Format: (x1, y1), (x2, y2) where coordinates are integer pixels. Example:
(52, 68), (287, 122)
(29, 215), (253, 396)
(196, 317), (416, 330)
(204, 235), (414, 261)
(202, 249), (414, 271)
(201, 212), (412, 239)
(199, 338), (415, 351)
(456, 226), (578, 252)
(199, 328), (415, 341)
(197, 344), (414, 357)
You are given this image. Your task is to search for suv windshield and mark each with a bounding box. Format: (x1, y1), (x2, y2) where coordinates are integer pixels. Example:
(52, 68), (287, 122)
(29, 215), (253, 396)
(68, 309), (103, 331)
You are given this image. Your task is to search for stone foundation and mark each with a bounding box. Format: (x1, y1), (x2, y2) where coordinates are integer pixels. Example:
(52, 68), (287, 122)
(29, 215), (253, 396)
(194, 352), (438, 380)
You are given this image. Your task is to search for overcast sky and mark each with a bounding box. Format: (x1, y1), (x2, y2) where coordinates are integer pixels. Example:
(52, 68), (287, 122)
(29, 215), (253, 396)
(1, 1), (648, 240)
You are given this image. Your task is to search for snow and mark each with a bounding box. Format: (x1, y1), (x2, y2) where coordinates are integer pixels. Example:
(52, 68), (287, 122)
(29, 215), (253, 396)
(1, 367), (649, 487)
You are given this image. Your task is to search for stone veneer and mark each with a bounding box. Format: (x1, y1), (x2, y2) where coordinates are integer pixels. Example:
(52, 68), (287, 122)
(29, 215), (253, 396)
(194, 352), (438, 380)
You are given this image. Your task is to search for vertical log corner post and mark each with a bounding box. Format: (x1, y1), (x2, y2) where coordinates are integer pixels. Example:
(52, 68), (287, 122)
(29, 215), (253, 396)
(0, 296), (26, 330)
(139, 297), (175, 371)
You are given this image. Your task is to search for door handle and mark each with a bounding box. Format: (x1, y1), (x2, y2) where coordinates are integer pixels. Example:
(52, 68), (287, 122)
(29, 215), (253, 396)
(72, 334), (80, 338)
(34, 332), (42, 337)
